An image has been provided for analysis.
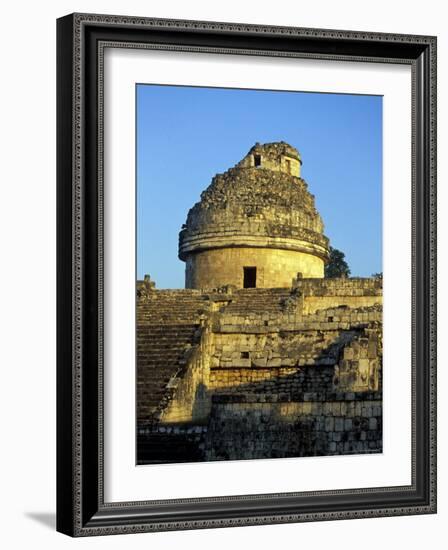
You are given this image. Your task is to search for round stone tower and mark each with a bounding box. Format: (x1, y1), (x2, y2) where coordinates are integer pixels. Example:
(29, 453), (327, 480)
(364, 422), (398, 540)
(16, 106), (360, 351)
(179, 142), (330, 289)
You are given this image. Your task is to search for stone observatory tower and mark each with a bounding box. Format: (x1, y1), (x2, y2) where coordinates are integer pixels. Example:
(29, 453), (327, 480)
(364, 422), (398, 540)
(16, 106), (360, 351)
(179, 142), (330, 289)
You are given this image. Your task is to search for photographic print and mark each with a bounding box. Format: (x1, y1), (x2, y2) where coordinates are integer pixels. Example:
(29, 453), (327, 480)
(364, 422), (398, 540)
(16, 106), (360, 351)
(57, 15), (436, 534)
(136, 84), (383, 465)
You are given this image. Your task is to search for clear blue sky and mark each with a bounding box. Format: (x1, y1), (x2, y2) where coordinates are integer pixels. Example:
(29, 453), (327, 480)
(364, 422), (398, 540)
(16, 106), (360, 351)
(137, 84), (382, 288)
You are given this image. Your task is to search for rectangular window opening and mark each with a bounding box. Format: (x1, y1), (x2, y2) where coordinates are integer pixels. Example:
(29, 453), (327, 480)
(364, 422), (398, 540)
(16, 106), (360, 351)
(254, 154), (261, 167)
(243, 266), (257, 288)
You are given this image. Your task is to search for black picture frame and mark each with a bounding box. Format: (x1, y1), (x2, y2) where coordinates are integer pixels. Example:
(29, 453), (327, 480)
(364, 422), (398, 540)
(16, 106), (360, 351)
(56, 13), (437, 536)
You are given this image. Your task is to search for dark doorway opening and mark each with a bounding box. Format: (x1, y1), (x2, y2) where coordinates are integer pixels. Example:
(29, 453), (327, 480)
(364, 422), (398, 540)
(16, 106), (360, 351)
(254, 154), (261, 167)
(243, 267), (257, 288)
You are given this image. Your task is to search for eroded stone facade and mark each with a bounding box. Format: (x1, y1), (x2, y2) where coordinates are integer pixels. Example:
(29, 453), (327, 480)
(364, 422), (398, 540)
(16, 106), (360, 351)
(179, 142), (329, 288)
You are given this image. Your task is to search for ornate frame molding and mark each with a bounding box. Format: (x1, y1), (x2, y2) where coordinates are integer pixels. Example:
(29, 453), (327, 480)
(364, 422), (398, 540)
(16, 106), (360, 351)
(56, 13), (437, 536)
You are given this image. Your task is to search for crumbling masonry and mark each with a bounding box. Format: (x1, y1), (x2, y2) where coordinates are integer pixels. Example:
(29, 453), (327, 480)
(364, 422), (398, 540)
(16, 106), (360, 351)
(137, 143), (382, 464)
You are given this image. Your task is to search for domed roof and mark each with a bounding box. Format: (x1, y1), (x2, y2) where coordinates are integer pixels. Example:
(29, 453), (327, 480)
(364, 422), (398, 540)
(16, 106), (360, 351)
(179, 142), (329, 262)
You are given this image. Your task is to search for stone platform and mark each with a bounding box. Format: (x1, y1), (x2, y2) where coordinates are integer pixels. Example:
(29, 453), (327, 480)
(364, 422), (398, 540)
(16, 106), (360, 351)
(136, 277), (382, 464)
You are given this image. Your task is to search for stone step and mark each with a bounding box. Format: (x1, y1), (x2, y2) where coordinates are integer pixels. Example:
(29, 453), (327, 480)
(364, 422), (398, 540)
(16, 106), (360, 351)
(137, 323), (200, 425)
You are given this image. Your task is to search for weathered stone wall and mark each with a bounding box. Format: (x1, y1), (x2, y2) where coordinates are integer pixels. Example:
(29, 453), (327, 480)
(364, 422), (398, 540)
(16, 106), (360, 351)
(293, 277), (383, 314)
(209, 365), (335, 394)
(210, 321), (380, 367)
(186, 246), (324, 289)
(210, 367), (302, 389)
(208, 301), (381, 393)
(205, 394), (382, 460)
(236, 141), (302, 177)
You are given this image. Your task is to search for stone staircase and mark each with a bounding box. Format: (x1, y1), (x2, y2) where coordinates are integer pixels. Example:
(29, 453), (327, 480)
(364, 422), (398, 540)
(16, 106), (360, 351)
(224, 288), (293, 315)
(137, 289), (209, 324)
(137, 323), (200, 424)
(136, 289), (210, 425)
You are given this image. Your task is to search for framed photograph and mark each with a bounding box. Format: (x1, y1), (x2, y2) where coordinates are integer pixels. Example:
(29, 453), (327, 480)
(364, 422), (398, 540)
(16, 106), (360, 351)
(56, 13), (437, 536)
